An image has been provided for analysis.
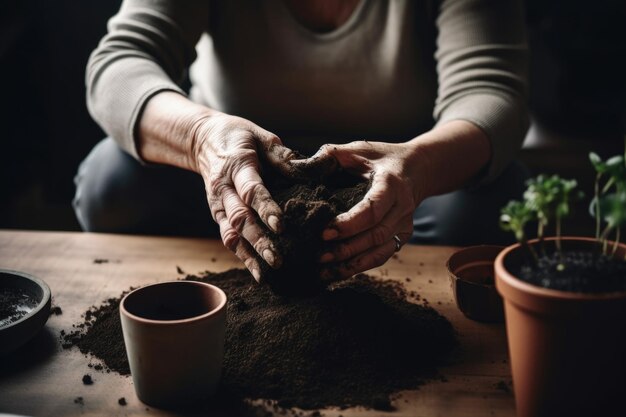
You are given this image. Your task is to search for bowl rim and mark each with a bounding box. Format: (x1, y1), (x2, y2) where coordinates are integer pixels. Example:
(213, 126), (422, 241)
(0, 268), (52, 331)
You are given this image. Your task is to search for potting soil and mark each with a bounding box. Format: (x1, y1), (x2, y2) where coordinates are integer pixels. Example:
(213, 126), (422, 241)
(0, 288), (38, 326)
(262, 168), (369, 295)
(62, 268), (456, 412)
(516, 250), (626, 292)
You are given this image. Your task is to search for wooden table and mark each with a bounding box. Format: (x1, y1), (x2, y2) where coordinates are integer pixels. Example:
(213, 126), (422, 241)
(0, 231), (514, 416)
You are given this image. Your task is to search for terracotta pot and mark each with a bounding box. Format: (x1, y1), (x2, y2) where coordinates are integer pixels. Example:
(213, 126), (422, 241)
(495, 237), (626, 417)
(446, 245), (505, 322)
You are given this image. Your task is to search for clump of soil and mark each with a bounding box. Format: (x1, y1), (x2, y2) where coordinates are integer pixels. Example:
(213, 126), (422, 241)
(63, 268), (456, 412)
(260, 165), (369, 295)
(0, 288), (38, 326)
(82, 374), (93, 385)
(50, 305), (63, 316)
(515, 251), (626, 292)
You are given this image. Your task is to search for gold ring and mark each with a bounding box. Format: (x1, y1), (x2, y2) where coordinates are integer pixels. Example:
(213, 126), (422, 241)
(393, 235), (402, 252)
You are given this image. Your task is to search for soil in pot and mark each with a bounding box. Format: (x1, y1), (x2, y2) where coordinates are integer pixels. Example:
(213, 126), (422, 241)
(512, 247), (626, 292)
(0, 288), (39, 326)
(260, 163), (369, 296)
(62, 268), (456, 412)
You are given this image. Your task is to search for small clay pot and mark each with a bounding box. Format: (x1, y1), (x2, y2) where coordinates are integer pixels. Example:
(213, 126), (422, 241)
(446, 245), (505, 322)
(495, 237), (626, 417)
(120, 281), (227, 409)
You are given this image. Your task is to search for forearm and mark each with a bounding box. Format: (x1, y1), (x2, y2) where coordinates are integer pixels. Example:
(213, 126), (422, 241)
(137, 92), (217, 172)
(407, 120), (491, 201)
(86, 0), (209, 161)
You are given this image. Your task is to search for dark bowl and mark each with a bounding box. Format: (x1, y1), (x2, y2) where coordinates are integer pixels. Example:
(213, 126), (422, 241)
(0, 269), (51, 355)
(446, 245), (505, 323)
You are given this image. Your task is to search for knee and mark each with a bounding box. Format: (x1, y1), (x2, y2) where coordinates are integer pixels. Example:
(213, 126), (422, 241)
(413, 161), (530, 246)
(73, 138), (143, 233)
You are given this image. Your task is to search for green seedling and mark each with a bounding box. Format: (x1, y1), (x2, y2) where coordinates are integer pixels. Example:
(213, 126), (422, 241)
(589, 139), (626, 257)
(501, 175), (581, 269)
(500, 200), (538, 263)
(501, 137), (626, 267)
(524, 175), (582, 255)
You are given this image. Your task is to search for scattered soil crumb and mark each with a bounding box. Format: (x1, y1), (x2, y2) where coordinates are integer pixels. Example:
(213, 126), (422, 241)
(118, 397), (127, 406)
(495, 381), (512, 394)
(211, 257), (217, 262)
(82, 374), (93, 385)
(50, 306), (63, 316)
(74, 397), (84, 405)
(176, 265), (185, 274)
(93, 259), (109, 264)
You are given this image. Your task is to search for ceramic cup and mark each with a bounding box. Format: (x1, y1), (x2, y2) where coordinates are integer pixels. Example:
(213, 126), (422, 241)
(120, 280), (227, 408)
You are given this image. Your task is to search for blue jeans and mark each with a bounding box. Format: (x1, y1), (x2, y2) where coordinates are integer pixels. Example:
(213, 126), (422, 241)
(74, 138), (528, 245)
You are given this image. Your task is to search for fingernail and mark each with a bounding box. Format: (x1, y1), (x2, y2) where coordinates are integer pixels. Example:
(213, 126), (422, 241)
(322, 228), (339, 240)
(263, 249), (276, 267)
(320, 252), (334, 263)
(268, 215), (280, 233)
(251, 268), (261, 283)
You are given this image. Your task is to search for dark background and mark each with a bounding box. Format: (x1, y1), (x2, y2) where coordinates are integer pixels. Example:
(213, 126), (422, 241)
(1, 0), (625, 234)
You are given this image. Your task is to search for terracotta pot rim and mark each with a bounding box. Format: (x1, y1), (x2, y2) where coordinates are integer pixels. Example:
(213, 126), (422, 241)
(446, 244), (504, 289)
(120, 280), (227, 325)
(495, 236), (626, 301)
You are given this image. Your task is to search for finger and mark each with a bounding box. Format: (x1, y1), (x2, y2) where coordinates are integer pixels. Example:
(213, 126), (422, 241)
(321, 237), (400, 282)
(322, 172), (399, 241)
(257, 132), (303, 177)
(215, 211), (263, 283)
(320, 214), (413, 263)
(289, 144), (341, 180)
(264, 141), (301, 165)
(231, 163), (283, 233)
(222, 186), (282, 269)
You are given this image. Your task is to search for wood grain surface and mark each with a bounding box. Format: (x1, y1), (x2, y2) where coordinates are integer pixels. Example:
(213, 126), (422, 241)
(0, 230), (514, 416)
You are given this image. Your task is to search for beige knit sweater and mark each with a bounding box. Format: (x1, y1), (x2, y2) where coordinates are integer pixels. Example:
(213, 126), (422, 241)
(86, 0), (528, 183)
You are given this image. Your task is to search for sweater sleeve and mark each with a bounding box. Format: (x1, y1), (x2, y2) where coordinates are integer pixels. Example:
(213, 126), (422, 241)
(86, 0), (209, 160)
(434, 0), (529, 184)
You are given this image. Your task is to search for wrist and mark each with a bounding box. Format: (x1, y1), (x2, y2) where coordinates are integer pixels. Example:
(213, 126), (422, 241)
(138, 91), (216, 172)
(405, 120), (491, 198)
(402, 139), (433, 204)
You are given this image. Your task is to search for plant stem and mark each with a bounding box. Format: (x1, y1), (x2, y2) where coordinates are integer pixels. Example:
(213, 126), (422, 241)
(537, 222), (546, 256)
(594, 173), (601, 240)
(600, 224), (613, 256)
(612, 227), (621, 257)
(556, 215), (562, 253)
(521, 238), (539, 265)
(556, 214), (564, 265)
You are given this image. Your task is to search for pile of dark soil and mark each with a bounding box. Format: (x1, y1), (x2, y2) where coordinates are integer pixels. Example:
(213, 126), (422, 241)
(0, 288), (38, 325)
(261, 167), (369, 295)
(63, 269), (456, 412)
(62, 292), (132, 375)
(516, 251), (626, 292)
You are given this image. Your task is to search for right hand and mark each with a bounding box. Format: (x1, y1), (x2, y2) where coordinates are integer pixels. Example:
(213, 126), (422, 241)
(191, 113), (298, 282)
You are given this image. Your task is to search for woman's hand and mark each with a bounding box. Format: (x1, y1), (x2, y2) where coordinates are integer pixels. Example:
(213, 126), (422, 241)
(191, 114), (297, 282)
(290, 121), (491, 281)
(293, 140), (424, 280)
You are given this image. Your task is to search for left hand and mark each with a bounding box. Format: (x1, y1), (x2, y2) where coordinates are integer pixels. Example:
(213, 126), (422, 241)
(292, 140), (423, 280)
